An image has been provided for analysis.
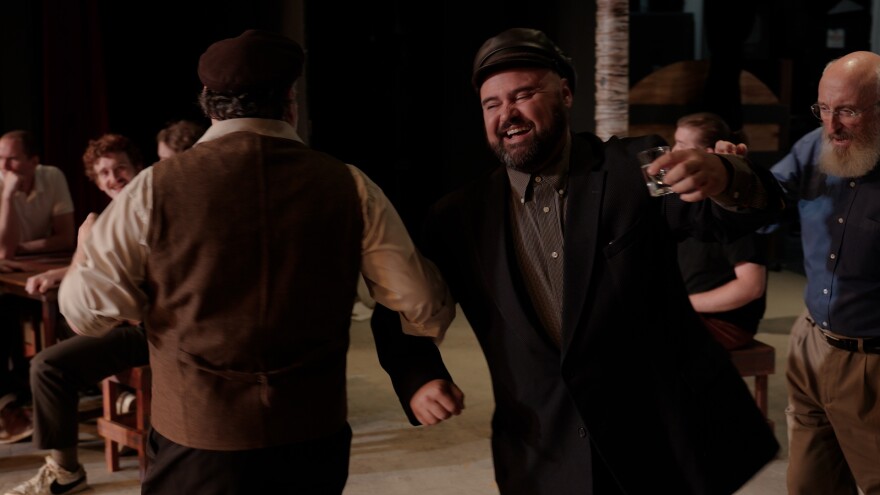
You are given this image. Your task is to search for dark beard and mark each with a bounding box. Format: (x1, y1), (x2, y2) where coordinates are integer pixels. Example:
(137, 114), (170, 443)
(490, 103), (568, 174)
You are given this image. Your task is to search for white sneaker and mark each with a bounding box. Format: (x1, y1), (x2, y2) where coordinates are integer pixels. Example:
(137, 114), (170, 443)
(351, 301), (374, 321)
(5, 456), (88, 495)
(115, 391), (136, 415)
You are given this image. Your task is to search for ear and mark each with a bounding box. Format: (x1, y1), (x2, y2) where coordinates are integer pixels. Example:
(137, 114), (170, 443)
(560, 79), (573, 108)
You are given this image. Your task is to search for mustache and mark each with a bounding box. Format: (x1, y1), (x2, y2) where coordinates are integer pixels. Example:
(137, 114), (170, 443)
(827, 130), (853, 141)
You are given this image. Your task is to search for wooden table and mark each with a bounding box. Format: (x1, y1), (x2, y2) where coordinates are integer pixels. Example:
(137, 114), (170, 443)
(0, 254), (71, 355)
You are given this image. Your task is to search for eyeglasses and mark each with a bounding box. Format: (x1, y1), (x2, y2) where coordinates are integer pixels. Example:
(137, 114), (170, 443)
(810, 102), (880, 122)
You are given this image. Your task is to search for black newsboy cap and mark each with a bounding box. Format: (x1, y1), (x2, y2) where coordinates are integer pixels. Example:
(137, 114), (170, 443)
(198, 29), (305, 93)
(472, 27), (576, 93)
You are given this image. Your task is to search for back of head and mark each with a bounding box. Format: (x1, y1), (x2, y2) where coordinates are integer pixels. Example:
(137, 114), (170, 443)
(472, 27), (576, 93)
(675, 112), (732, 149)
(82, 133), (143, 180)
(157, 120), (206, 154)
(197, 29), (305, 120)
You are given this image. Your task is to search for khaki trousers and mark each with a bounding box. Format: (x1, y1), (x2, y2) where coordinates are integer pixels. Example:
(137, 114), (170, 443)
(786, 311), (880, 494)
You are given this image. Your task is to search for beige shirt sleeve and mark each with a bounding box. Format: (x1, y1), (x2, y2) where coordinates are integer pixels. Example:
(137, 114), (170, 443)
(59, 163), (454, 340)
(348, 165), (455, 340)
(58, 169), (152, 337)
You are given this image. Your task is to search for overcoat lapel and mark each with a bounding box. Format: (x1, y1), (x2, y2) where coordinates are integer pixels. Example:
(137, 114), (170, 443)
(475, 168), (548, 346)
(561, 135), (605, 356)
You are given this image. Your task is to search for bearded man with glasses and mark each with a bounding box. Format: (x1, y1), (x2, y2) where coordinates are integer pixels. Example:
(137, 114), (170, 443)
(771, 51), (880, 494)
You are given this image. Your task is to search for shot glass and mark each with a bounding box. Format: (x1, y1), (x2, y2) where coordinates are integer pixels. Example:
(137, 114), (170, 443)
(637, 145), (674, 197)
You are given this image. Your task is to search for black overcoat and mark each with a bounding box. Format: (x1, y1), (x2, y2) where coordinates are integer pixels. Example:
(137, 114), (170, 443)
(373, 132), (781, 494)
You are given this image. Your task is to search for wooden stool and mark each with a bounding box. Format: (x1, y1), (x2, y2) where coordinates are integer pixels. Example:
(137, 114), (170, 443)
(96, 365), (151, 480)
(729, 340), (775, 430)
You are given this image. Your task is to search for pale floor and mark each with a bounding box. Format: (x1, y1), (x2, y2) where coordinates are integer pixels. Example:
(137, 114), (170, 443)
(0, 270), (807, 494)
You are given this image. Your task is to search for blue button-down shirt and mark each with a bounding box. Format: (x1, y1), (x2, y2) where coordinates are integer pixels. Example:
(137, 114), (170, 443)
(771, 126), (880, 337)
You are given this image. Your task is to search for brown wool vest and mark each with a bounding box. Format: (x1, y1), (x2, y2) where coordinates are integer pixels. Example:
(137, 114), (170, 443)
(145, 131), (363, 450)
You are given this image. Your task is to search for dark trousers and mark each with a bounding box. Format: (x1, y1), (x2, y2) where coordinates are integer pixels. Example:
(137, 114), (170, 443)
(0, 296), (41, 401)
(30, 325), (149, 448)
(142, 424), (353, 495)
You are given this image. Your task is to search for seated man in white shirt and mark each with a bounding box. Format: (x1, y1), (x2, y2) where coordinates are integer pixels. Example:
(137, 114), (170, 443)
(0, 130), (75, 446)
(0, 130), (75, 259)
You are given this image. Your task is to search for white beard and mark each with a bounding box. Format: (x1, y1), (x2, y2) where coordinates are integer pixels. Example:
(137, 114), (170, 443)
(819, 123), (880, 178)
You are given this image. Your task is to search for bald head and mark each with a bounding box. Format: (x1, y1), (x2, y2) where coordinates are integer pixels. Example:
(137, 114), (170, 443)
(826, 50), (880, 71)
(821, 51), (880, 103)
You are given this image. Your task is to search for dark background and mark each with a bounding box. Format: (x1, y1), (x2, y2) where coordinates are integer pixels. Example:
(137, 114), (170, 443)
(0, 0), (872, 233)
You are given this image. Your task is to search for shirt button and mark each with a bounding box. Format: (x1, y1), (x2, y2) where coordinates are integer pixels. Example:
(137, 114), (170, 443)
(578, 427), (587, 438)
(558, 189), (564, 196)
(822, 321), (829, 327)
(543, 206), (550, 213)
(823, 288), (829, 294)
(534, 176), (543, 183)
(838, 217), (844, 224)
(850, 181), (856, 188)
(551, 251), (559, 259)
(830, 253), (836, 260)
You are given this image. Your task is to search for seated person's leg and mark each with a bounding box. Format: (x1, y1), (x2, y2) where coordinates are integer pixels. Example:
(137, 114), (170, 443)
(7, 325), (149, 495)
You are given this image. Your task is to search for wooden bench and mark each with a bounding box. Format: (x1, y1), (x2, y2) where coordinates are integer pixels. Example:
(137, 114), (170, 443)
(96, 365), (151, 480)
(729, 340), (776, 430)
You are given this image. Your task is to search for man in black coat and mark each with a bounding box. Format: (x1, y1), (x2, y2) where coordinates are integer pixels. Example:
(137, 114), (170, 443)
(371, 27), (781, 494)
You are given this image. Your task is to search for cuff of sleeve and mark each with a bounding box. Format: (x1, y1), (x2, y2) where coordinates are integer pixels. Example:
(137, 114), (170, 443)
(711, 155), (768, 211)
(399, 288), (456, 341)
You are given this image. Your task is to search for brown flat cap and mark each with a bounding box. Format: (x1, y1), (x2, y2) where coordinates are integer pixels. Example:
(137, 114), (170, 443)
(198, 29), (305, 93)
(472, 28), (576, 93)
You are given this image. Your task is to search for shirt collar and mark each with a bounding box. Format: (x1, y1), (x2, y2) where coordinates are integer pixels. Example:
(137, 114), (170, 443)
(506, 134), (571, 203)
(196, 118), (304, 145)
(22, 164), (43, 201)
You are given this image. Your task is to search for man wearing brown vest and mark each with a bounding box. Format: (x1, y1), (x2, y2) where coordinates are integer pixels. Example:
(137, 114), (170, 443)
(58, 29), (454, 494)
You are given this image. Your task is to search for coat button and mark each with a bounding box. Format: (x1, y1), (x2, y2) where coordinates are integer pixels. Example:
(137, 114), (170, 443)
(578, 427), (587, 438)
